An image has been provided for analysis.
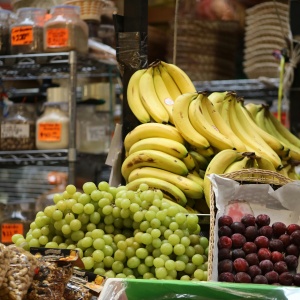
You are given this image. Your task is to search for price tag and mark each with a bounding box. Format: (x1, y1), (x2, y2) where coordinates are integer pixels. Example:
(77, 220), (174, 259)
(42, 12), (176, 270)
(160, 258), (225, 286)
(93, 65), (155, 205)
(46, 28), (69, 48)
(11, 26), (33, 45)
(1, 223), (24, 244)
(1, 124), (30, 138)
(38, 123), (62, 141)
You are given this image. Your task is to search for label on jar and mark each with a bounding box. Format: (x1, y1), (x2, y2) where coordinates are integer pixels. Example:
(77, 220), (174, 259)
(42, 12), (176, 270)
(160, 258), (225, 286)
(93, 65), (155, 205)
(86, 126), (105, 141)
(11, 26), (33, 45)
(38, 123), (62, 141)
(46, 28), (69, 48)
(1, 123), (30, 138)
(1, 223), (24, 244)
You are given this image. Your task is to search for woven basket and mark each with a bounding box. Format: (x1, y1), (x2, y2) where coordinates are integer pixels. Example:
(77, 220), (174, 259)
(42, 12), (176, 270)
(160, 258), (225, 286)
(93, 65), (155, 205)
(207, 168), (293, 281)
(64, 0), (106, 21)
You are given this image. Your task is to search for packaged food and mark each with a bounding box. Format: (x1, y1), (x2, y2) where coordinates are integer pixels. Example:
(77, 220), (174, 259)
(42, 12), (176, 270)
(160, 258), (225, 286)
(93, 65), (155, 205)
(0, 245), (38, 300)
(0, 243), (9, 288)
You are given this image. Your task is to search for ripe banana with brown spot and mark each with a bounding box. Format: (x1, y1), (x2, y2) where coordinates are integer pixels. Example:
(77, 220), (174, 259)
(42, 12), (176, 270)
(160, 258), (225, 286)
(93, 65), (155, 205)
(182, 152), (197, 172)
(124, 123), (185, 151)
(208, 91), (227, 113)
(127, 167), (204, 199)
(128, 137), (188, 159)
(126, 177), (187, 206)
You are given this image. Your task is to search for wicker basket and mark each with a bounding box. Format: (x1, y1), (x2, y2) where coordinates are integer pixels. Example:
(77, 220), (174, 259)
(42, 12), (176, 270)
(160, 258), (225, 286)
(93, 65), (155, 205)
(207, 168), (294, 281)
(64, 0), (106, 21)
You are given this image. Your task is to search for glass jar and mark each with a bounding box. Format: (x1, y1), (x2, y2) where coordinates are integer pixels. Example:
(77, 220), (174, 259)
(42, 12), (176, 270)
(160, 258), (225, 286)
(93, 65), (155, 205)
(44, 5), (88, 53)
(10, 7), (47, 54)
(0, 103), (36, 151)
(76, 105), (110, 154)
(0, 10), (11, 55)
(36, 102), (69, 150)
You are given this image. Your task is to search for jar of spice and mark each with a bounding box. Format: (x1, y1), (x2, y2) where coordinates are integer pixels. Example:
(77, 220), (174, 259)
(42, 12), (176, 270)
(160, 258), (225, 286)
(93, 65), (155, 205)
(36, 102), (69, 150)
(44, 5), (88, 53)
(0, 103), (36, 151)
(10, 7), (47, 54)
(0, 9), (11, 55)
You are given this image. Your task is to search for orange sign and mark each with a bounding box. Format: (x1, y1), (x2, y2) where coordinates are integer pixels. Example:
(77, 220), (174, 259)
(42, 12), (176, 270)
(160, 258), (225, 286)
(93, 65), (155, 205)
(46, 28), (69, 47)
(38, 123), (62, 141)
(1, 223), (24, 243)
(11, 26), (33, 45)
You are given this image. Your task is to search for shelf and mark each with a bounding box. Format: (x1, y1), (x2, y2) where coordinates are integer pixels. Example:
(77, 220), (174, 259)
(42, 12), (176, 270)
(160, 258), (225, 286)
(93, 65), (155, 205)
(0, 52), (118, 80)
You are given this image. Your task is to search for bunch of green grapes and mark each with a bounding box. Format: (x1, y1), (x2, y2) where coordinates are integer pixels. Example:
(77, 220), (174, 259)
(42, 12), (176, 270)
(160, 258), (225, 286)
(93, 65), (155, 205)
(12, 181), (209, 281)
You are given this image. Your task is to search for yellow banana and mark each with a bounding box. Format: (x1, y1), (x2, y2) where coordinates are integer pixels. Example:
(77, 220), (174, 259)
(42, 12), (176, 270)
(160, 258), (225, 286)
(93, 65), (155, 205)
(277, 163), (291, 178)
(189, 145), (215, 158)
(153, 65), (175, 124)
(287, 165), (298, 180)
(127, 69), (151, 123)
(224, 154), (255, 174)
(255, 155), (276, 171)
(208, 91), (227, 113)
(139, 67), (169, 123)
(202, 92), (247, 152)
(189, 150), (210, 170)
(182, 152), (197, 172)
(126, 177), (187, 206)
(172, 92), (212, 151)
(121, 150), (189, 181)
(245, 102), (262, 119)
(189, 93), (234, 151)
(158, 64), (182, 101)
(203, 149), (246, 207)
(123, 123), (185, 151)
(128, 137), (188, 159)
(127, 167), (204, 199)
(228, 95), (282, 170)
(160, 61), (196, 94)
(162, 198), (188, 213)
(187, 172), (204, 187)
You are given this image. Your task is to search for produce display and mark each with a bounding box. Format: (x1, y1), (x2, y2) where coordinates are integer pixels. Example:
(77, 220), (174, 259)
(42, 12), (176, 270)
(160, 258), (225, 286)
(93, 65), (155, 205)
(217, 213), (300, 286)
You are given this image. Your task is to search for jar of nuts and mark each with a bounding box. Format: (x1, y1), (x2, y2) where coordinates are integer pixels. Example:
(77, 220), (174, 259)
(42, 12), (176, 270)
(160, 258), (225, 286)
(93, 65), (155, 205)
(0, 103), (36, 151)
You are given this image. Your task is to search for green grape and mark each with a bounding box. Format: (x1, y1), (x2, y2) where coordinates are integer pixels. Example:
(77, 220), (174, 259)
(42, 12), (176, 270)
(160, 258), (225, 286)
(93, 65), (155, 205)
(107, 186), (117, 198)
(52, 235), (63, 244)
(71, 203), (84, 215)
(180, 275), (190, 281)
(175, 260), (186, 271)
(127, 275), (136, 279)
(164, 259), (176, 271)
(141, 233), (152, 245)
(45, 241), (59, 248)
(84, 203), (95, 214)
(56, 200), (67, 212)
(65, 184), (76, 195)
(150, 228), (161, 239)
(143, 272), (154, 279)
(120, 208), (130, 219)
(140, 221), (150, 232)
(83, 182), (97, 195)
(91, 228), (104, 239)
(153, 257), (165, 268)
(181, 236), (191, 247)
(65, 199), (77, 209)
(152, 248), (162, 258)
(185, 245), (196, 258)
(133, 211), (144, 223)
(152, 198), (162, 208)
(173, 244), (185, 256)
(98, 181), (110, 192)
(184, 262), (197, 275)
(145, 210), (156, 222)
(103, 256), (114, 268)
(71, 230), (84, 242)
(152, 238), (162, 249)
(103, 234), (113, 245)
(168, 234), (180, 246)
(53, 193), (63, 203)
(62, 191), (72, 199)
(167, 206), (180, 217)
(86, 223), (96, 232)
(123, 218), (133, 229)
(90, 190), (103, 202)
(163, 229), (173, 239)
(137, 263), (149, 275)
(61, 224), (71, 235)
(136, 248), (148, 259)
(93, 238), (105, 250)
(200, 236), (209, 249)
(125, 247), (135, 258)
(92, 250), (105, 262)
(78, 213), (90, 225)
(84, 247), (95, 257)
(54, 219), (67, 231)
(104, 215), (114, 225)
(94, 268), (106, 276)
(77, 194), (91, 206)
(105, 225), (114, 234)
(194, 244), (205, 255)
(105, 270), (116, 278)
(12, 234), (24, 244)
(205, 246), (209, 257)
(169, 222), (179, 231)
(28, 238), (39, 247)
(129, 203), (139, 214)
(98, 197), (111, 208)
(114, 249), (126, 262)
(127, 256), (140, 269)
(186, 214), (199, 227)
(34, 217), (45, 228)
(176, 254), (189, 264)
(70, 219), (81, 231)
(155, 267), (168, 279)
(82, 256), (94, 270)
(122, 268), (133, 276)
(120, 198), (130, 209)
(31, 228), (42, 239)
(167, 269), (177, 279)
(72, 192), (82, 201)
(162, 216), (172, 227)
(25, 234), (33, 242)
(90, 212), (101, 224)
(81, 237), (93, 248)
(156, 210), (167, 221)
(102, 205), (113, 215)
(38, 235), (48, 245)
(112, 261), (124, 274)
(145, 256), (154, 267)
(112, 206), (121, 218)
(103, 245), (113, 257)
(44, 205), (56, 218)
(192, 254), (204, 266)
(117, 240), (127, 251)
(149, 218), (160, 229)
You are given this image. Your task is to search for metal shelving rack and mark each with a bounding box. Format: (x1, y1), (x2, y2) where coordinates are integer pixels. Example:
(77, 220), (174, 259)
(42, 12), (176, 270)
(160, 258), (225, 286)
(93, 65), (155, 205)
(0, 51), (118, 187)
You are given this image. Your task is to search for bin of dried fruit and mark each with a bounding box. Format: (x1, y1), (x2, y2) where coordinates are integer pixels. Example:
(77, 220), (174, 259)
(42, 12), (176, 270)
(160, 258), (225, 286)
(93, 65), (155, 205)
(207, 169), (300, 286)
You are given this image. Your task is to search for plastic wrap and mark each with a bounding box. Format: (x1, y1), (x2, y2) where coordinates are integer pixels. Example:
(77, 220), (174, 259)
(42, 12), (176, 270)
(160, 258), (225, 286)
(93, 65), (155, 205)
(0, 245), (37, 300)
(0, 243), (9, 288)
(100, 278), (300, 300)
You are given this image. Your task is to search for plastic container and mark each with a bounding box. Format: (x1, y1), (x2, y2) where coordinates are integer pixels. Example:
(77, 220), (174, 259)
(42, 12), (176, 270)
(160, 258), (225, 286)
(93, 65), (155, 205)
(44, 5), (88, 53)
(0, 10), (11, 55)
(76, 105), (110, 154)
(36, 102), (69, 150)
(10, 7), (47, 54)
(0, 103), (36, 150)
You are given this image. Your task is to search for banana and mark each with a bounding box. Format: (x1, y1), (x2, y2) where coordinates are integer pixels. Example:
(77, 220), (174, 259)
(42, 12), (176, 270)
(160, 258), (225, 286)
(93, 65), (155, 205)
(224, 154), (255, 174)
(208, 91), (227, 113)
(127, 69), (151, 123)
(238, 101), (290, 158)
(162, 198), (188, 213)
(121, 150), (189, 181)
(128, 137), (188, 159)
(153, 66), (175, 124)
(288, 165), (298, 180)
(228, 95), (282, 170)
(182, 152), (197, 172)
(202, 92), (247, 152)
(139, 67), (169, 123)
(189, 150), (210, 170)
(255, 155), (276, 171)
(172, 92), (212, 151)
(203, 149), (246, 207)
(127, 167), (204, 199)
(160, 61), (196, 94)
(189, 145), (215, 158)
(245, 102), (262, 119)
(123, 123), (185, 151)
(189, 93), (235, 151)
(158, 64), (182, 101)
(126, 177), (187, 206)
(187, 172), (204, 187)
(277, 163), (291, 178)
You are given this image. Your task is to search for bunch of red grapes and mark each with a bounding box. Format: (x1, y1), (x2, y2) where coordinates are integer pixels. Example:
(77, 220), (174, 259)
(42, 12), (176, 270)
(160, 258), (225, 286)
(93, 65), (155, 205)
(217, 213), (300, 285)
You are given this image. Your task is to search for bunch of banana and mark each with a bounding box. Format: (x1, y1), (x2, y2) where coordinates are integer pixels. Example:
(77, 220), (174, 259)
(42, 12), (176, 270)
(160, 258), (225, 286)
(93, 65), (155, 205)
(122, 123), (206, 209)
(245, 103), (300, 163)
(126, 60), (196, 125)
